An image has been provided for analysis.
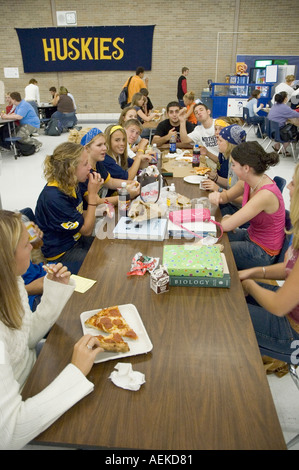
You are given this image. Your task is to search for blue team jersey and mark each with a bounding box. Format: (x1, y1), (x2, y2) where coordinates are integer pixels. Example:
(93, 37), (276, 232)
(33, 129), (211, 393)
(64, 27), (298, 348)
(103, 154), (134, 180)
(35, 183), (85, 259)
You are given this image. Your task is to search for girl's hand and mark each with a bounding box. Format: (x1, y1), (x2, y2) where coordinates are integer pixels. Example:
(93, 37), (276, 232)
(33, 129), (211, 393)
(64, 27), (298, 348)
(137, 138), (148, 151)
(201, 179), (218, 192)
(43, 262), (71, 285)
(127, 181), (140, 199)
(209, 191), (221, 206)
(71, 335), (104, 376)
(88, 171), (104, 195)
(238, 268), (254, 281)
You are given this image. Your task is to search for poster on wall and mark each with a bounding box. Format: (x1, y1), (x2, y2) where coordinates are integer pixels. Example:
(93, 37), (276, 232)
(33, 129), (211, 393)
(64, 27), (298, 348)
(15, 26), (155, 73)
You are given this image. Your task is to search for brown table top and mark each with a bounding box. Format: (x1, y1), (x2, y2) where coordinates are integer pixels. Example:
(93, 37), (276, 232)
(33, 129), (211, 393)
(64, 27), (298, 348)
(22, 179), (286, 450)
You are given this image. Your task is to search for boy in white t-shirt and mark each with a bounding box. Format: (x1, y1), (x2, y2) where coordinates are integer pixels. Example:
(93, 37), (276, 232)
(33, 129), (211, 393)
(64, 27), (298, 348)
(179, 103), (219, 167)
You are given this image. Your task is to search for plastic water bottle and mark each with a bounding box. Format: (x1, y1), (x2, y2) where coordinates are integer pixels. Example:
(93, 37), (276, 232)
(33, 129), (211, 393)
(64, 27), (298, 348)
(118, 182), (130, 217)
(166, 183), (177, 213)
(192, 144), (200, 167)
(152, 143), (161, 166)
(169, 135), (176, 154)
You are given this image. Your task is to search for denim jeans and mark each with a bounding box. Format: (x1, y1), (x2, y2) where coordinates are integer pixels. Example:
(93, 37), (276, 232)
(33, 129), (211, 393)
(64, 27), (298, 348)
(228, 229), (277, 270)
(247, 282), (299, 361)
(51, 111), (77, 130)
(54, 235), (94, 275)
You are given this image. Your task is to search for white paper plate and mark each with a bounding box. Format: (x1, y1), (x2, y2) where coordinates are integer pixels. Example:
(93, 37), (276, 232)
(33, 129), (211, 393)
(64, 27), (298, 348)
(80, 304), (153, 363)
(183, 175), (203, 184)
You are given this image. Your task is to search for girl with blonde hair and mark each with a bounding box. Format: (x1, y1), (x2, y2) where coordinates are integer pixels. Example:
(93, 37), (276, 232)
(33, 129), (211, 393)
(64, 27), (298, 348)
(104, 124), (150, 180)
(35, 142), (102, 274)
(80, 128), (140, 204)
(239, 163), (299, 361)
(0, 209), (103, 449)
(131, 92), (156, 123)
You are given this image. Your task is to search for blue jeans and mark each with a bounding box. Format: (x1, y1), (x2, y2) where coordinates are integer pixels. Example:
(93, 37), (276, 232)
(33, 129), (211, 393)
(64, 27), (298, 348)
(54, 235), (94, 275)
(247, 283), (299, 361)
(51, 111), (77, 130)
(228, 229), (277, 270)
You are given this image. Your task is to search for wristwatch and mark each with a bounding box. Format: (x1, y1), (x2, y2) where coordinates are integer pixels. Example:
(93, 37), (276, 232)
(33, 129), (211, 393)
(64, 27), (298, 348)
(218, 187), (223, 193)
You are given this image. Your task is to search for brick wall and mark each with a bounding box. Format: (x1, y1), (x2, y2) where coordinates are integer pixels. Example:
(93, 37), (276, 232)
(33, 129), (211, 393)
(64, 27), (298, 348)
(0, 0), (298, 113)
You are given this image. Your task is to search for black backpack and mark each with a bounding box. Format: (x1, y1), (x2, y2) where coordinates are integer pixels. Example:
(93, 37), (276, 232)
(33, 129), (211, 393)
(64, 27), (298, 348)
(15, 141), (36, 156)
(44, 118), (63, 136)
(118, 76), (133, 109)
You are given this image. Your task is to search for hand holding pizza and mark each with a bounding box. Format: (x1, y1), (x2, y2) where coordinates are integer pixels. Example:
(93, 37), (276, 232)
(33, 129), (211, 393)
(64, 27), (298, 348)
(71, 334), (104, 376)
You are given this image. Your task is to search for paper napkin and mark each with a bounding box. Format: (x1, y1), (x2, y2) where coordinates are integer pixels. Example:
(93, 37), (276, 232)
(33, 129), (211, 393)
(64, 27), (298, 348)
(70, 274), (97, 293)
(109, 363), (145, 391)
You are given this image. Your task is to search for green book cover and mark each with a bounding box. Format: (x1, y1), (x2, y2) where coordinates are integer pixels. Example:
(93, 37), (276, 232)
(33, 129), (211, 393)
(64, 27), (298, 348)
(169, 253), (230, 288)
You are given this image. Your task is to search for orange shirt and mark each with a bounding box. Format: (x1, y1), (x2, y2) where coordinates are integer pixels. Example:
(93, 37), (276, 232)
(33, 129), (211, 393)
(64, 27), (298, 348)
(186, 102), (197, 125)
(124, 75), (146, 103)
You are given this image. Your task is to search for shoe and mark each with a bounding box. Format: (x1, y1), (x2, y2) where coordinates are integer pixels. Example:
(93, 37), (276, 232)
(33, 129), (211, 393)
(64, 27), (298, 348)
(32, 132), (40, 137)
(272, 145), (279, 152)
(35, 143), (43, 153)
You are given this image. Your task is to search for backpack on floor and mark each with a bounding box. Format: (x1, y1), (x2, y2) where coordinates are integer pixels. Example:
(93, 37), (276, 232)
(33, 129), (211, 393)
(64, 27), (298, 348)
(15, 141), (36, 156)
(44, 118), (63, 136)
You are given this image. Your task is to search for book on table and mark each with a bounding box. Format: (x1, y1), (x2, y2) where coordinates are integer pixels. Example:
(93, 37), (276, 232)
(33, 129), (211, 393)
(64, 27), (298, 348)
(113, 216), (168, 241)
(167, 217), (217, 239)
(163, 244), (230, 288)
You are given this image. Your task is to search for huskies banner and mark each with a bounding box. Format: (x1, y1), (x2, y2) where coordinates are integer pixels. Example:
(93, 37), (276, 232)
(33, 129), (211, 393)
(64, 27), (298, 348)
(15, 26), (155, 73)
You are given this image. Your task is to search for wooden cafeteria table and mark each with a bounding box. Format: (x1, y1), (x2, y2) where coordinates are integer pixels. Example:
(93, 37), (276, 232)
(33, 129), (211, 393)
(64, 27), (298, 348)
(22, 179), (286, 450)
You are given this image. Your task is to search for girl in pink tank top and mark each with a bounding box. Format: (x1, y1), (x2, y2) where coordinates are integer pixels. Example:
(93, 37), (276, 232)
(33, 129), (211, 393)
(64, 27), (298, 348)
(239, 163), (299, 361)
(209, 139), (285, 270)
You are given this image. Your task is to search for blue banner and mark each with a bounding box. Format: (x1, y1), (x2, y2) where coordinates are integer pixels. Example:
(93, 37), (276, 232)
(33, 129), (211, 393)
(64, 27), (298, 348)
(16, 26), (155, 73)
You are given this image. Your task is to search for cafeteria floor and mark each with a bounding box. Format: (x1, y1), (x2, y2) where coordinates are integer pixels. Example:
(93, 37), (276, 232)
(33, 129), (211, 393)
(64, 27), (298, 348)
(1, 115), (299, 450)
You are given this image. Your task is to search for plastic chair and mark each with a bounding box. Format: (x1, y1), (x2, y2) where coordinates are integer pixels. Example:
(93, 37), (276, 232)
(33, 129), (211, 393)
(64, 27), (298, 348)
(273, 176), (286, 194)
(269, 119), (297, 162)
(4, 136), (21, 159)
(242, 107), (263, 138)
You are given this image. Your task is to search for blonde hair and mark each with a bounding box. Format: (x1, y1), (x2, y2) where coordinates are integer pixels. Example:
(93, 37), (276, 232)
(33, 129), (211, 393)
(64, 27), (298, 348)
(104, 124), (129, 169)
(286, 75), (295, 84)
(289, 163), (299, 250)
(131, 93), (145, 107)
(68, 127), (93, 143)
(44, 142), (84, 197)
(0, 211), (24, 329)
(118, 106), (137, 126)
(183, 91), (195, 102)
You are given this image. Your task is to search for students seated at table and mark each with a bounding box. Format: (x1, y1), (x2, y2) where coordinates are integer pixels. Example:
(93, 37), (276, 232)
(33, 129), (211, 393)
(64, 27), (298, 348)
(51, 86), (77, 130)
(179, 102), (219, 168)
(123, 119), (149, 158)
(244, 89), (265, 138)
(268, 91), (299, 153)
(239, 163), (299, 361)
(0, 91), (42, 152)
(24, 78), (40, 116)
(0, 209), (104, 450)
(0, 93), (18, 150)
(151, 101), (194, 147)
(35, 142), (103, 274)
(209, 141), (285, 270)
(80, 128), (140, 206)
(49, 86), (58, 103)
(131, 93), (156, 124)
(182, 91), (197, 128)
(104, 124), (151, 181)
(118, 106), (138, 126)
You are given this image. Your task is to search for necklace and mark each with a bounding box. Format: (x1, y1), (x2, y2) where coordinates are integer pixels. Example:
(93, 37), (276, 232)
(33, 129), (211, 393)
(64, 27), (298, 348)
(250, 174), (265, 193)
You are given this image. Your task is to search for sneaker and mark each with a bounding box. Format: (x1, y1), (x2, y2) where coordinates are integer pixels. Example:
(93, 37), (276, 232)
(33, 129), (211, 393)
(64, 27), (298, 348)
(35, 143), (43, 153)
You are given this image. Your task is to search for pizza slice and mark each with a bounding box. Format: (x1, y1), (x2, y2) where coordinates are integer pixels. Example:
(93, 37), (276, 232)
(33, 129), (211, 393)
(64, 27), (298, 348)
(85, 306), (138, 339)
(96, 333), (130, 353)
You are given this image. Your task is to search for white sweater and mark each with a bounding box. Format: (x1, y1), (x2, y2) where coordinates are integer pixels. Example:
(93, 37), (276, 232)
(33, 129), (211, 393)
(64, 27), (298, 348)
(0, 276), (94, 450)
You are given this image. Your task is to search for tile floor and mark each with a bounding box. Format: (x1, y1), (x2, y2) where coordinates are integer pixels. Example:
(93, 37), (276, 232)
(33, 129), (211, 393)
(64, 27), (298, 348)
(1, 117), (299, 450)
